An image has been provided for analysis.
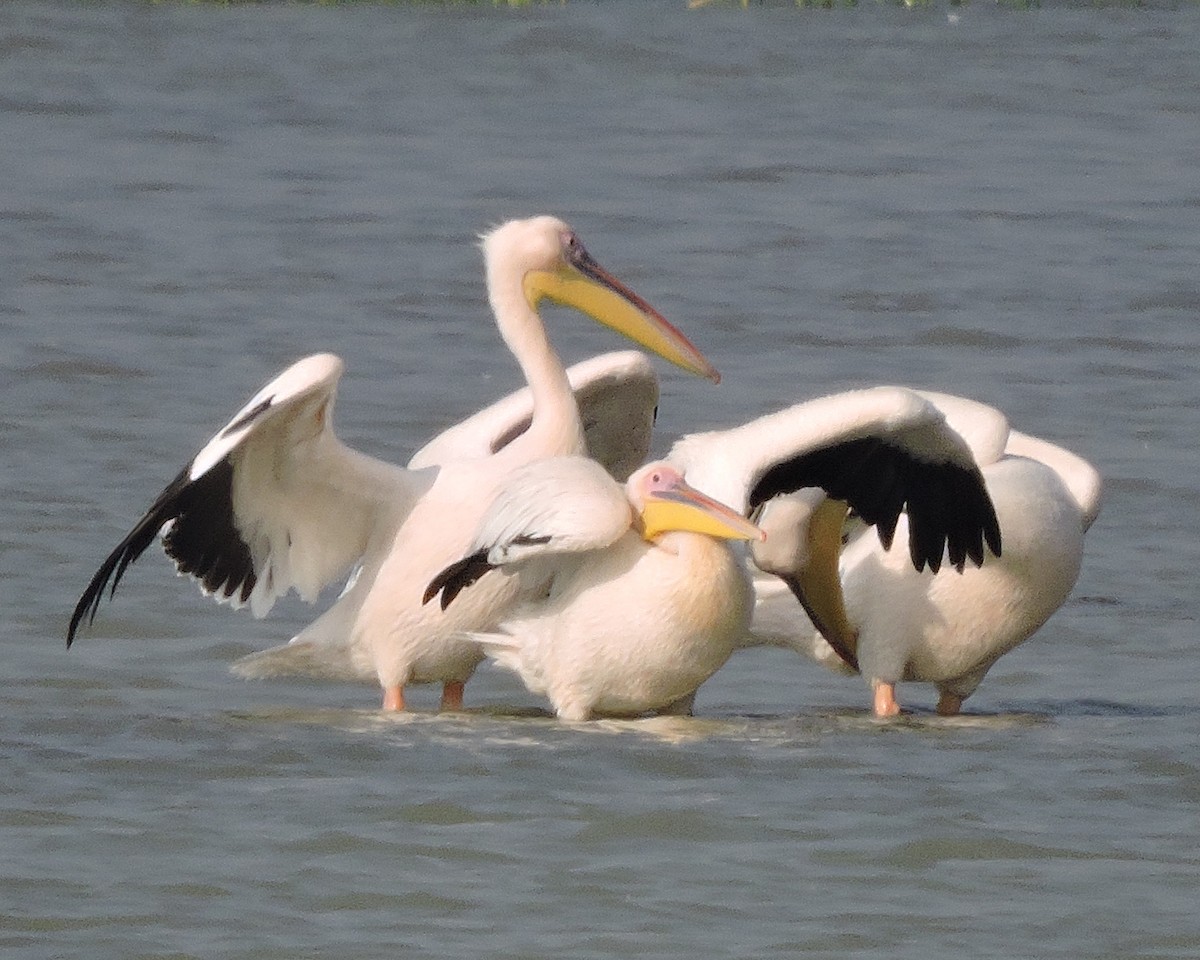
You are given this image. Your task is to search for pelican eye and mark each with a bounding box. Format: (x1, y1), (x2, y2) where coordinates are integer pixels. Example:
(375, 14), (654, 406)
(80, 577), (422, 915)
(563, 231), (587, 265)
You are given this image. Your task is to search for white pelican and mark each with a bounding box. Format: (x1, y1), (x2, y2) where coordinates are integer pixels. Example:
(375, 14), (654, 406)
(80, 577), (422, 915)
(424, 456), (765, 721)
(67, 216), (718, 712)
(407, 349), (661, 484)
(425, 386), (1003, 720)
(748, 392), (1102, 717)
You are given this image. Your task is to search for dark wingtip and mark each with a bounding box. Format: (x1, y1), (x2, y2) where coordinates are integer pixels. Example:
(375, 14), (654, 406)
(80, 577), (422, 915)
(66, 589), (99, 648)
(747, 435), (1005, 581)
(421, 573), (448, 607)
(67, 593), (90, 648)
(955, 472), (1002, 571)
(66, 605), (85, 649)
(439, 583), (464, 612)
(437, 553), (494, 611)
(422, 551), (494, 612)
(65, 482), (181, 647)
(986, 511), (1003, 559)
(66, 532), (151, 649)
(65, 457), (250, 647)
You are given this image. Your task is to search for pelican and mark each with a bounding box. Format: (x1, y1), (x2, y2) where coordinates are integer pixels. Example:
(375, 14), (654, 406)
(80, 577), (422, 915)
(424, 456), (765, 721)
(407, 349), (661, 484)
(748, 392), (1102, 717)
(425, 386), (1003, 720)
(67, 216), (718, 712)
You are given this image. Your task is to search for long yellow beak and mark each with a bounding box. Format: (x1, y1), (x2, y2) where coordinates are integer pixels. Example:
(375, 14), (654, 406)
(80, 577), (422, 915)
(524, 251), (720, 384)
(640, 479), (765, 543)
(790, 497), (859, 665)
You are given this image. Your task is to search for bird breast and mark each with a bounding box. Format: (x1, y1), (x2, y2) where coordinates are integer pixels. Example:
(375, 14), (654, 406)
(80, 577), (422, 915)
(581, 533), (753, 702)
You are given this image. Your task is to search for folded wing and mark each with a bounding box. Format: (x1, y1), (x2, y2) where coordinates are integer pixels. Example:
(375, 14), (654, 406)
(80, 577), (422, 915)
(423, 456), (632, 610)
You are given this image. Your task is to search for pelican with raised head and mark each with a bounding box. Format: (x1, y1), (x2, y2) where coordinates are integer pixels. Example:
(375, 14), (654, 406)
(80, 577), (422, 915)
(748, 392), (1101, 717)
(426, 385), (1003, 720)
(67, 216), (718, 712)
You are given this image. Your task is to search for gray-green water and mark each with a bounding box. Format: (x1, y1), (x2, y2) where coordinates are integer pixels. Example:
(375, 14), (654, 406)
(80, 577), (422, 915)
(3, 3), (1198, 958)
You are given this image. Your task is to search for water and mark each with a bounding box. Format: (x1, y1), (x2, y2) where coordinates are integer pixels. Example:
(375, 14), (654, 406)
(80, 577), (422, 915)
(3, 2), (1199, 958)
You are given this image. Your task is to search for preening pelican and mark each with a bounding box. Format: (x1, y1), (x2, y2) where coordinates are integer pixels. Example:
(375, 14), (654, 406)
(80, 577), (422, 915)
(748, 392), (1102, 717)
(426, 386), (1003, 720)
(67, 216), (718, 712)
(424, 457), (765, 721)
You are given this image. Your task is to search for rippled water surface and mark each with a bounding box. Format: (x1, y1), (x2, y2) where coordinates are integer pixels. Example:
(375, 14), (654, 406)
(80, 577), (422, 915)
(3, 3), (1200, 959)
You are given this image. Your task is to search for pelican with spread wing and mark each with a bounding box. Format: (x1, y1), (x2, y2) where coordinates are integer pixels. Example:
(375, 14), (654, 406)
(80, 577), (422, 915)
(426, 386), (1002, 720)
(67, 216), (718, 712)
(749, 392), (1101, 716)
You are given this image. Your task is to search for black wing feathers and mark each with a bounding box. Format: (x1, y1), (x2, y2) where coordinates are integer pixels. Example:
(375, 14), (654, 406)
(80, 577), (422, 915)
(422, 550), (495, 612)
(160, 459), (256, 602)
(67, 458), (256, 646)
(748, 437), (1002, 574)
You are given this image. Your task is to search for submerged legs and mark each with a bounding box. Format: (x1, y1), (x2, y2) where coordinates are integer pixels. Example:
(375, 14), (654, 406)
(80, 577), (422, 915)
(872, 680), (901, 718)
(380, 682), (464, 712)
(381, 685), (405, 711)
(380, 682), (465, 712)
(440, 681), (465, 712)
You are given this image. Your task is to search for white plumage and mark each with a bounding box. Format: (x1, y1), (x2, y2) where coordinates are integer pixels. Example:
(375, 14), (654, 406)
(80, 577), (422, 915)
(68, 216), (718, 712)
(747, 391), (1102, 717)
(425, 457), (764, 721)
(426, 386), (1003, 720)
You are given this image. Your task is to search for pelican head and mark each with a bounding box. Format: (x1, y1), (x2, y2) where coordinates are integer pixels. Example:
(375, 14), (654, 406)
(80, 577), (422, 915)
(481, 216), (720, 383)
(629, 461), (765, 543)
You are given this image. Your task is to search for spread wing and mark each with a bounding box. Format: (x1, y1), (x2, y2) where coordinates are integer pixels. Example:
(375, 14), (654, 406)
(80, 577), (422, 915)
(668, 385), (1002, 574)
(911, 390), (1011, 467)
(68, 353), (432, 645)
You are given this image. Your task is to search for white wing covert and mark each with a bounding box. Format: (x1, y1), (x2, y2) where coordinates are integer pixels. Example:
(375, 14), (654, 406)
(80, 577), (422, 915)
(911, 390), (1011, 467)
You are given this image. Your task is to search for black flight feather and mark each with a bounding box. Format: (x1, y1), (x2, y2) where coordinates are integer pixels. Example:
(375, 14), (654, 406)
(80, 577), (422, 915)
(67, 457), (256, 646)
(747, 436), (1002, 575)
(422, 550), (496, 612)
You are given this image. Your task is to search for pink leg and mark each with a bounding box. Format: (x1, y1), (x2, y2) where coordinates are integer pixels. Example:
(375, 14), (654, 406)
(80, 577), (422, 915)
(440, 681), (465, 712)
(381, 685), (405, 711)
(873, 681), (901, 718)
